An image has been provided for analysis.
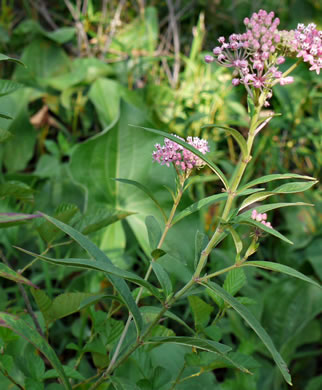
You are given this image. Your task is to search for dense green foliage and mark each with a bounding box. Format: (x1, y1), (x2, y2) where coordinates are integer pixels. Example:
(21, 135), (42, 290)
(0, 1), (321, 390)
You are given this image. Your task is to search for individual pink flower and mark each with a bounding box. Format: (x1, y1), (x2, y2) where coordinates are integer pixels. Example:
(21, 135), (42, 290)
(251, 209), (272, 228)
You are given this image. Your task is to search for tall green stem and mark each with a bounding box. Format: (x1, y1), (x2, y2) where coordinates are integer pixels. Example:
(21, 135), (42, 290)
(96, 183), (185, 386)
(194, 96), (264, 278)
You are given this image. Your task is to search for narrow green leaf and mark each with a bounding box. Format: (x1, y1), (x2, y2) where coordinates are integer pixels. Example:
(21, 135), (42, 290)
(247, 95), (255, 119)
(151, 248), (166, 260)
(147, 336), (250, 373)
(0, 53), (25, 66)
(239, 191), (272, 211)
(0, 112), (13, 119)
(148, 335), (230, 354)
(0, 263), (37, 288)
(152, 262), (173, 298)
(194, 231), (208, 269)
(30, 214), (143, 334)
(140, 306), (195, 335)
(202, 281), (292, 385)
(0, 212), (41, 228)
(236, 202), (313, 220)
(202, 125), (247, 158)
(239, 173), (316, 192)
(115, 179), (167, 222)
(172, 188), (264, 225)
(238, 218), (293, 244)
(226, 226), (243, 255)
(145, 215), (162, 250)
(17, 247), (161, 300)
(132, 125), (229, 190)
(274, 180), (317, 194)
(0, 312), (71, 389)
(223, 268), (246, 296)
(242, 261), (321, 288)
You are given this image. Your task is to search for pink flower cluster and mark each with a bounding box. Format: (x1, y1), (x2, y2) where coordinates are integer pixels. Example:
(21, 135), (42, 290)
(152, 135), (209, 172)
(205, 9), (322, 99)
(293, 23), (322, 74)
(251, 209), (272, 228)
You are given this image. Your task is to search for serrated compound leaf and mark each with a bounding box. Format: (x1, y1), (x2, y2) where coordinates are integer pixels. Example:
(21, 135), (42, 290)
(243, 261), (320, 288)
(145, 215), (161, 250)
(31, 288), (52, 316)
(223, 268), (246, 296)
(202, 281), (292, 385)
(0, 263), (38, 288)
(0, 312), (71, 389)
(188, 296), (213, 331)
(147, 336), (250, 373)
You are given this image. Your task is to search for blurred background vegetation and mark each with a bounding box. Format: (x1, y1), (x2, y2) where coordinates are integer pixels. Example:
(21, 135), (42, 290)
(0, 1), (321, 389)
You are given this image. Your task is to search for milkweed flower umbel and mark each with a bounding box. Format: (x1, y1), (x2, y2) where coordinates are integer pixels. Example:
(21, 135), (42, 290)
(205, 9), (322, 103)
(152, 135), (209, 172)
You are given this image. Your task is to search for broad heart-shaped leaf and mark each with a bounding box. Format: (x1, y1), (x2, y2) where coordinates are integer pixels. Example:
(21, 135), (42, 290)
(242, 261), (320, 288)
(34, 214), (144, 334)
(0, 212), (41, 228)
(0, 312), (71, 390)
(239, 173), (316, 192)
(133, 125), (229, 190)
(0, 263), (37, 288)
(201, 281), (292, 385)
(202, 124), (248, 158)
(69, 87), (198, 264)
(146, 336), (250, 373)
(115, 179), (167, 222)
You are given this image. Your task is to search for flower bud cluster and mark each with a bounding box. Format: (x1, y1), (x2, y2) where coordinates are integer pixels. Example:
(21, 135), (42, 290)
(152, 135), (209, 172)
(205, 9), (322, 101)
(251, 209), (272, 228)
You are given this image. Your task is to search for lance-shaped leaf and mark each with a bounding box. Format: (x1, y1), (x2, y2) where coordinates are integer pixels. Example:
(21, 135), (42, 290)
(239, 173), (316, 192)
(239, 181), (317, 211)
(18, 247), (161, 300)
(0, 263), (37, 288)
(0, 212), (41, 228)
(0, 312), (71, 389)
(237, 218), (293, 244)
(0, 53), (24, 66)
(242, 261), (320, 288)
(132, 125), (229, 190)
(236, 202), (313, 220)
(30, 214), (144, 334)
(115, 179), (167, 222)
(172, 188), (264, 225)
(146, 336), (250, 373)
(202, 124), (248, 158)
(201, 281), (292, 385)
(152, 262), (173, 298)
